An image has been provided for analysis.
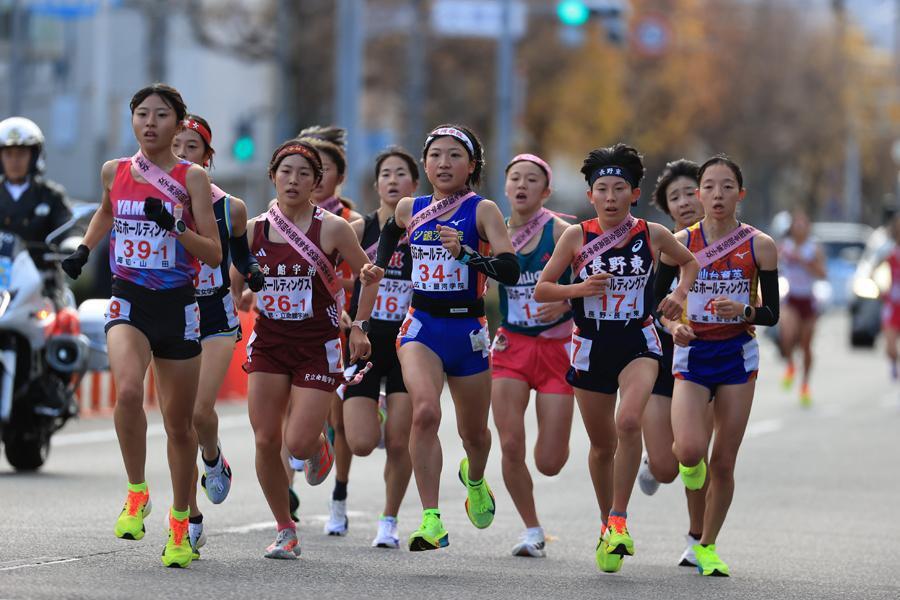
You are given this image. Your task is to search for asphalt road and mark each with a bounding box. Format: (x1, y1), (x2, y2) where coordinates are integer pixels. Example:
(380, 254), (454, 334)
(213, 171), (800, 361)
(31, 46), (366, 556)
(1, 313), (898, 599)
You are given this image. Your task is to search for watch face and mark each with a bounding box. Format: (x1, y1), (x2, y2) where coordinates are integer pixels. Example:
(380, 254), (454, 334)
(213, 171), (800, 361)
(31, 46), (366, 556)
(175, 220), (186, 233)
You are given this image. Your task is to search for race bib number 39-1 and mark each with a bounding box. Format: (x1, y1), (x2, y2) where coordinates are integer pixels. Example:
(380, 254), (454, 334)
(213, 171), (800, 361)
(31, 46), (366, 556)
(687, 278), (751, 323)
(411, 245), (468, 292)
(113, 218), (176, 270)
(506, 284), (542, 328)
(583, 274), (648, 321)
(258, 276), (314, 321)
(373, 279), (413, 321)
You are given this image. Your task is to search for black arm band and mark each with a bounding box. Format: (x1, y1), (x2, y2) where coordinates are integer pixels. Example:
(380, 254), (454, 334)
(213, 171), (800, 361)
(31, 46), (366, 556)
(752, 268), (780, 326)
(461, 249), (520, 286)
(654, 261), (679, 306)
(229, 232), (257, 275)
(375, 217), (405, 268)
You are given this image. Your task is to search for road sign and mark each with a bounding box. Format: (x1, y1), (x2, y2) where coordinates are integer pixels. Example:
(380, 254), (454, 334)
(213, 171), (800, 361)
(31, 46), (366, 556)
(632, 13), (671, 57)
(431, 0), (527, 39)
(26, 0), (121, 19)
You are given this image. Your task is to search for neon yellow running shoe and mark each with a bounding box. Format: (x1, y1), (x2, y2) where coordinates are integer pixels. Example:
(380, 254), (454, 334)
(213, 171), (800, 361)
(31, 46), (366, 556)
(595, 527), (623, 573)
(679, 459), (707, 491)
(799, 383), (812, 408)
(408, 510), (449, 551)
(781, 364), (795, 390)
(114, 488), (152, 540)
(693, 543), (729, 577)
(604, 516), (634, 556)
(458, 458), (496, 529)
(161, 513), (193, 568)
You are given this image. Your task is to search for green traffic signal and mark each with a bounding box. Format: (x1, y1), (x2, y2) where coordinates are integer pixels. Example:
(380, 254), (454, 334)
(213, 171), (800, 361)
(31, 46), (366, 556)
(233, 136), (255, 162)
(557, 0), (589, 26)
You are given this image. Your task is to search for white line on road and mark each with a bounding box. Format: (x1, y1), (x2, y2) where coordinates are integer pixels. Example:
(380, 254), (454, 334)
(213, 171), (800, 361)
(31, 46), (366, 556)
(0, 556), (81, 571)
(745, 418), (783, 438)
(53, 414), (248, 447)
(220, 512), (370, 535)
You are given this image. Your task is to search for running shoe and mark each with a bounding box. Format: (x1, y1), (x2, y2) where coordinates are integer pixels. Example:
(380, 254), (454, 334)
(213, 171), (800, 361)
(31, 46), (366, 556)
(781, 363), (795, 390)
(511, 528), (546, 558)
(799, 383), (812, 408)
(679, 459), (707, 491)
(265, 528), (301, 560)
(200, 442), (232, 504)
(324, 499), (349, 536)
(637, 452), (660, 496)
(372, 515), (400, 549)
(457, 457), (496, 529)
(693, 543), (729, 576)
(288, 455), (305, 471)
(377, 393), (387, 450)
(605, 515), (634, 556)
(304, 435), (335, 486)
(288, 487), (300, 522)
(161, 513), (193, 568)
(188, 521), (206, 560)
(891, 361), (898, 381)
(408, 511), (449, 551)
(594, 526), (623, 573)
(678, 534), (700, 567)
(114, 488), (152, 540)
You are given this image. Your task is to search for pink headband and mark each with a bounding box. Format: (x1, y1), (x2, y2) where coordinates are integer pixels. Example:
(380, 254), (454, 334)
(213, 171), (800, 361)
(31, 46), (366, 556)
(507, 153), (552, 187)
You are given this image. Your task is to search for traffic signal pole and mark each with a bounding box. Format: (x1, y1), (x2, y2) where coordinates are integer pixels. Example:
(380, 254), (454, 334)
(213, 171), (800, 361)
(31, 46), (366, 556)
(492, 0), (514, 215)
(335, 0), (364, 205)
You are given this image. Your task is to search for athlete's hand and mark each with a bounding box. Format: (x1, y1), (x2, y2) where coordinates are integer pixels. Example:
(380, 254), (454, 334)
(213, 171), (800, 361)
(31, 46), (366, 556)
(340, 310), (352, 332)
(671, 323), (696, 347)
(61, 244), (90, 280)
(143, 196), (175, 231)
(657, 290), (687, 321)
(238, 288), (255, 312)
(713, 297), (742, 320)
(536, 301), (570, 323)
(246, 263), (265, 292)
(436, 224), (462, 258)
(348, 327), (371, 363)
(359, 263), (384, 286)
(574, 272), (611, 298)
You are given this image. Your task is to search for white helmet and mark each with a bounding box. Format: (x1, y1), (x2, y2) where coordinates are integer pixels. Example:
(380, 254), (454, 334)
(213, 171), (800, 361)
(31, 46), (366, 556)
(0, 116), (45, 175)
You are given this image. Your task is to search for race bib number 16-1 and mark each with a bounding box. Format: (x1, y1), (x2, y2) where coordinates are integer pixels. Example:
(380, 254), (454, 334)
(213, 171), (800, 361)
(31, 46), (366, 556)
(373, 279), (413, 321)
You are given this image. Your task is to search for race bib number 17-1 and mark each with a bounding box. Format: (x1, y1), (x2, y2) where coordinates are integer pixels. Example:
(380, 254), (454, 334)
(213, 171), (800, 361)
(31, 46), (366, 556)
(582, 274), (648, 321)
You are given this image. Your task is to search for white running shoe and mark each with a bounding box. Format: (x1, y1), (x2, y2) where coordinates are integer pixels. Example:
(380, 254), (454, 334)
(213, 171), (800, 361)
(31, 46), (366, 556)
(679, 534), (700, 567)
(200, 442), (232, 504)
(324, 499), (349, 536)
(511, 528), (546, 558)
(371, 515), (400, 548)
(265, 528), (301, 559)
(288, 455), (305, 471)
(637, 452), (661, 496)
(188, 521), (206, 559)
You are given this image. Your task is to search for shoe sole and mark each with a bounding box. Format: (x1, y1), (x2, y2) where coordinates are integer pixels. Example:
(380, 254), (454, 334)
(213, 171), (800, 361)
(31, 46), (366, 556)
(513, 547), (546, 558)
(201, 475), (232, 504)
(678, 558), (697, 567)
(374, 541), (400, 549)
(326, 516), (349, 536)
(458, 463), (496, 529)
(607, 542), (634, 556)
(161, 552), (192, 568)
(264, 550), (301, 560)
(408, 534), (449, 552)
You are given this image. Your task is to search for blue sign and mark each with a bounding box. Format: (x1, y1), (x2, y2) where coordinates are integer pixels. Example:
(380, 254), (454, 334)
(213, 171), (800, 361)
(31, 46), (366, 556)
(28, 0), (122, 19)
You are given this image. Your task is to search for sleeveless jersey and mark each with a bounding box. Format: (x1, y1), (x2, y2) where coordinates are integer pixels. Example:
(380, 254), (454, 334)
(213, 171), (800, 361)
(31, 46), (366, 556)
(499, 219), (572, 335)
(886, 247), (900, 304)
(108, 160), (198, 290)
(194, 191), (232, 297)
(350, 211), (413, 333)
(409, 193), (488, 304)
(321, 197), (355, 312)
(250, 209), (341, 343)
(571, 218), (656, 334)
(683, 222), (758, 341)
(780, 238), (817, 299)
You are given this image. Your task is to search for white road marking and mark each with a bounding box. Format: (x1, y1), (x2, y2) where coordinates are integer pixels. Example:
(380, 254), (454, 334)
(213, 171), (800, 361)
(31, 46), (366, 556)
(53, 414), (248, 447)
(0, 556), (82, 571)
(745, 418), (783, 438)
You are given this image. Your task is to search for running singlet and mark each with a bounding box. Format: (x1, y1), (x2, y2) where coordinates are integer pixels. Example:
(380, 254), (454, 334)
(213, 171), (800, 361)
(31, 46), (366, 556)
(887, 248), (900, 304)
(499, 219), (572, 335)
(571, 218), (655, 331)
(108, 160), (198, 290)
(780, 238), (816, 299)
(194, 192), (232, 297)
(250, 210), (341, 340)
(409, 193), (488, 303)
(683, 222), (759, 341)
(350, 212), (412, 332)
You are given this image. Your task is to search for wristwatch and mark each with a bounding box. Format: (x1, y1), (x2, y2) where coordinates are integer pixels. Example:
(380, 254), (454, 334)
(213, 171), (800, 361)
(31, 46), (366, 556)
(173, 219), (187, 236)
(351, 319), (370, 333)
(456, 245), (474, 264)
(742, 304), (754, 322)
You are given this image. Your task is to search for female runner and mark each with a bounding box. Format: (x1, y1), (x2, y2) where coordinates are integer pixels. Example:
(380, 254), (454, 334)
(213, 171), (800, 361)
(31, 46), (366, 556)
(373, 124), (520, 551)
(491, 153), (574, 558)
(533, 143), (699, 573)
(61, 84), (221, 568)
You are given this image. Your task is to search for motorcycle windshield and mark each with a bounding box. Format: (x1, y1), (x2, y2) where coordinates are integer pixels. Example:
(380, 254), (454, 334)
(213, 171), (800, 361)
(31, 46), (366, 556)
(0, 230), (19, 290)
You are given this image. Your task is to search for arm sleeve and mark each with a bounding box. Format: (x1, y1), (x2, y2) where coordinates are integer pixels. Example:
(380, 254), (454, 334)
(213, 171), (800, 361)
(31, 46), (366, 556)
(374, 216), (405, 268)
(654, 261), (679, 306)
(751, 268), (780, 326)
(229, 232), (258, 275)
(460, 248), (520, 286)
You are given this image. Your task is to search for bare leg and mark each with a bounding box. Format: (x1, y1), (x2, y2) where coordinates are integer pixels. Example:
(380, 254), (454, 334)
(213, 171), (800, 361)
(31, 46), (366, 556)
(575, 389), (617, 523)
(491, 378), (536, 527)
(447, 369), (493, 482)
(382, 392), (413, 518)
(610, 358), (657, 513)
(108, 325), (152, 486)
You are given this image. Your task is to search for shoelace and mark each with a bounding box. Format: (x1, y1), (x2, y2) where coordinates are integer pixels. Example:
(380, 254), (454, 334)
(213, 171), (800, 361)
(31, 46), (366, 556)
(169, 516), (188, 546)
(125, 490), (149, 517)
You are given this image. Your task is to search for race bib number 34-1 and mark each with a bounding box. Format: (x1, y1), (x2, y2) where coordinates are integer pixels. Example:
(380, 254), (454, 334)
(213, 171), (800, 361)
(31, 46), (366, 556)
(258, 276), (314, 321)
(373, 279), (413, 321)
(687, 278), (751, 323)
(506, 284), (542, 328)
(411, 245), (468, 292)
(113, 218), (176, 270)
(583, 275), (648, 321)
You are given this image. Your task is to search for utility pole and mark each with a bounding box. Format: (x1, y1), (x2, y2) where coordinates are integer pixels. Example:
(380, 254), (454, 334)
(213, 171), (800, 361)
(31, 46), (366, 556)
(335, 0), (364, 203)
(405, 0), (427, 156)
(9, 0), (27, 115)
(145, 0), (168, 82)
(491, 0), (514, 215)
(275, 0), (298, 143)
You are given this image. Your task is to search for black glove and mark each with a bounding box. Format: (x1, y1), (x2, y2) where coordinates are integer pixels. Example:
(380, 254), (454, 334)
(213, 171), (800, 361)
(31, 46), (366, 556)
(61, 244), (90, 280)
(246, 262), (265, 292)
(143, 196), (175, 231)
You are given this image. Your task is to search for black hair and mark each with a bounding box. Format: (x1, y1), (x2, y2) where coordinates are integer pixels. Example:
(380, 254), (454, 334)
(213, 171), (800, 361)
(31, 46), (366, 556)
(651, 159), (699, 217)
(298, 125), (347, 150)
(129, 83), (187, 123)
(268, 138), (323, 183)
(183, 113), (215, 168)
(698, 154), (744, 189)
(301, 136), (347, 177)
(580, 143), (645, 189)
(422, 123), (485, 188)
(374, 146), (419, 183)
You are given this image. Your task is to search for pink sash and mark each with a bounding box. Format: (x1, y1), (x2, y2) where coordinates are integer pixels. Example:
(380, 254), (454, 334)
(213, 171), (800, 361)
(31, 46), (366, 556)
(694, 224), (759, 268)
(510, 208), (555, 252)
(318, 196), (343, 215)
(210, 183), (226, 202)
(265, 204), (345, 306)
(572, 214), (637, 274)
(406, 191), (476, 234)
(130, 151), (190, 206)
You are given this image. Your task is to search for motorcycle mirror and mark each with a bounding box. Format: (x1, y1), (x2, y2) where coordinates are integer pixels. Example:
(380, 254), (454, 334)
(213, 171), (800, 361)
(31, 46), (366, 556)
(45, 203), (99, 247)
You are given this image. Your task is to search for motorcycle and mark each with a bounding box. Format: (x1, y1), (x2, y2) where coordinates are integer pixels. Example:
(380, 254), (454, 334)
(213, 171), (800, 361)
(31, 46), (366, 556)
(0, 203), (104, 471)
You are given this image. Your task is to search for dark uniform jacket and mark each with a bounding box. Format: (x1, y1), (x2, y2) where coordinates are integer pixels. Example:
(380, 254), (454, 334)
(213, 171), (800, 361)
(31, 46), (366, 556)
(0, 176), (72, 270)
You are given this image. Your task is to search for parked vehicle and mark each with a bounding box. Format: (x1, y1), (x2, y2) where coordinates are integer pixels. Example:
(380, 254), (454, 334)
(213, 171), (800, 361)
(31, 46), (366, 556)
(848, 226), (892, 348)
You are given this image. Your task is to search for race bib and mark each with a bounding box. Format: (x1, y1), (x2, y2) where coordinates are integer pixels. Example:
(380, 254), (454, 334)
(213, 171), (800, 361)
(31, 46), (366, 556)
(687, 278), (751, 324)
(583, 274), (648, 321)
(570, 333), (592, 371)
(373, 279), (413, 322)
(505, 284), (542, 328)
(113, 217), (176, 270)
(257, 276), (313, 321)
(194, 262), (224, 296)
(411, 245), (468, 292)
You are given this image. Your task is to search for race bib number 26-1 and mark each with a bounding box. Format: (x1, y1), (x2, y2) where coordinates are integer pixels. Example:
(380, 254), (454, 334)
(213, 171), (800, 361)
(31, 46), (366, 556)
(258, 276), (314, 321)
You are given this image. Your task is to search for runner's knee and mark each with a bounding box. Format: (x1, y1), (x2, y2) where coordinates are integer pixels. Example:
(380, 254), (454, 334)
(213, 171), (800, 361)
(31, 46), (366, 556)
(535, 447), (568, 476)
(411, 403), (441, 434)
(499, 432), (526, 464)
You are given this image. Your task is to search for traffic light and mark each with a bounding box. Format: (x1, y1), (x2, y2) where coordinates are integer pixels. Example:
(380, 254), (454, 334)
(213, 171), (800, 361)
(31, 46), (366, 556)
(232, 120), (255, 163)
(556, 1), (589, 26)
(555, 1), (624, 46)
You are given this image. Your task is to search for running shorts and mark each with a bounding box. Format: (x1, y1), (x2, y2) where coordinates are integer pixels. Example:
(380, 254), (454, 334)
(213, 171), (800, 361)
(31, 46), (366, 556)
(104, 277), (201, 360)
(198, 288), (241, 341)
(785, 295), (817, 320)
(566, 322), (662, 395)
(673, 331), (759, 392)
(651, 328), (675, 398)
(397, 308), (490, 377)
(491, 327), (572, 395)
(244, 330), (344, 393)
(343, 328), (406, 401)
(883, 301), (900, 331)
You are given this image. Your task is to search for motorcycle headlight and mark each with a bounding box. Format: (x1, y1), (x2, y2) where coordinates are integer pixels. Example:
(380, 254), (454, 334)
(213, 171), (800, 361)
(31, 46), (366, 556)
(853, 277), (880, 300)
